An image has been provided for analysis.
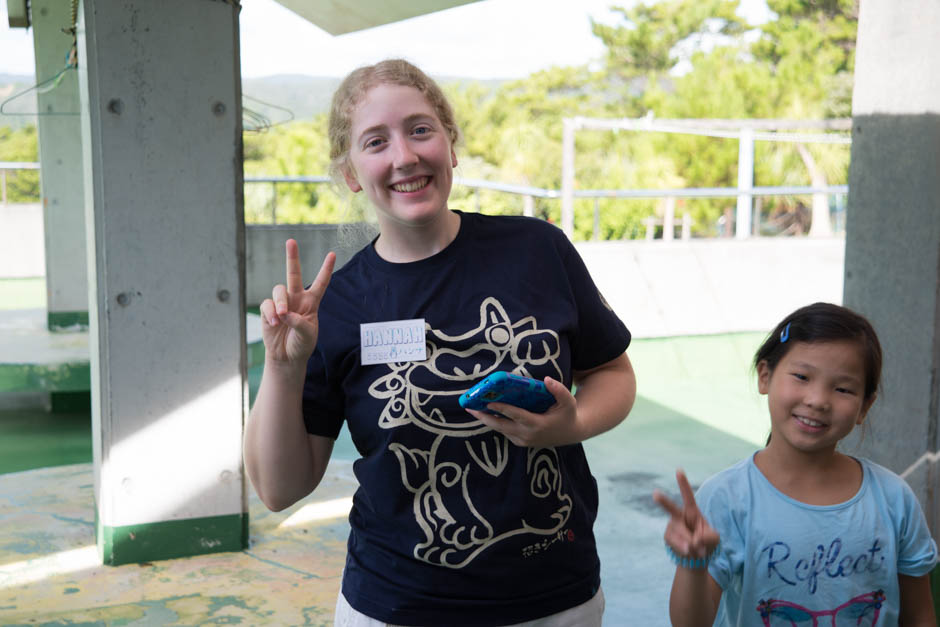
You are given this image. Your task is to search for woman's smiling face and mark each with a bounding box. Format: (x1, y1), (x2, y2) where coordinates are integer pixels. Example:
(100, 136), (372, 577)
(343, 83), (457, 230)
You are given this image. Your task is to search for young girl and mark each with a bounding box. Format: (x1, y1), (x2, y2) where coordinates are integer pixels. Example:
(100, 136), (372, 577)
(654, 302), (938, 626)
(244, 59), (637, 626)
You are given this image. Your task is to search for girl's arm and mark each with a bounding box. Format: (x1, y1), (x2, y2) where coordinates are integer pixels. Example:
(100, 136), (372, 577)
(467, 352), (636, 448)
(668, 569), (722, 627)
(898, 573), (936, 626)
(654, 470), (723, 627)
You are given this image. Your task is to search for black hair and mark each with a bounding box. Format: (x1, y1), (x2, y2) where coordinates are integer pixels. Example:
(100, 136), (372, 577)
(754, 302), (883, 402)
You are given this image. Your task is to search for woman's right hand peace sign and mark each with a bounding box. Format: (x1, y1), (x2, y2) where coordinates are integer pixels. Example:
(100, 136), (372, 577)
(259, 239), (336, 365)
(653, 470), (720, 562)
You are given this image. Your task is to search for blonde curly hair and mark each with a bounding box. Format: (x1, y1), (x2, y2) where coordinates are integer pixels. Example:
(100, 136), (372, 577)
(327, 59), (460, 183)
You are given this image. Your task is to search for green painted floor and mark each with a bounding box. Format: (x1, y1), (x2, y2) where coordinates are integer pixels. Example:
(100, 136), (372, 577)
(0, 405), (91, 474)
(0, 377), (762, 627)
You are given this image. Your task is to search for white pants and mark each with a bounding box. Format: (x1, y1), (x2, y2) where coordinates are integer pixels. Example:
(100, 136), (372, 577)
(333, 587), (605, 627)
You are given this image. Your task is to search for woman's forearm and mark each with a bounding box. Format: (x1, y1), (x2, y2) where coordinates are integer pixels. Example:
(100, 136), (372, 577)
(572, 352), (637, 441)
(244, 358), (333, 511)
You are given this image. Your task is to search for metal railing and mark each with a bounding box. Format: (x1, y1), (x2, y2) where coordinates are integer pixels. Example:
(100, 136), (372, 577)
(0, 161), (40, 205)
(562, 117), (852, 239)
(6, 163), (849, 239)
(246, 174), (849, 240)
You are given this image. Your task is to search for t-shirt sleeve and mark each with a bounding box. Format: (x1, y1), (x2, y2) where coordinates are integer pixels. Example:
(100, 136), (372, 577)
(557, 234), (631, 370)
(896, 478), (939, 576)
(301, 337), (347, 440)
(697, 476), (744, 591)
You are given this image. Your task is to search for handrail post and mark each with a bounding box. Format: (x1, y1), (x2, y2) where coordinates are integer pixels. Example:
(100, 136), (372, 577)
(592, 198), (600, 241)
(270, 181), (277, 224)
(663, 196), (676, 241)
(753, 196), (762, 236)
(1, 169), (6, 206)
(736, 127), (754, 239)
(523, 194), (534, 217)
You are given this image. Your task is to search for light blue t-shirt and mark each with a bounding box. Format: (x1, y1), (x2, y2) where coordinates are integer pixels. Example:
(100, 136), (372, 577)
(697, 455), (937, 626)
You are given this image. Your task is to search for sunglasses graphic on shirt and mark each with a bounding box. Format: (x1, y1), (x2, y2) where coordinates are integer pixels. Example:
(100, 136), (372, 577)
(756, 590), (885, 626)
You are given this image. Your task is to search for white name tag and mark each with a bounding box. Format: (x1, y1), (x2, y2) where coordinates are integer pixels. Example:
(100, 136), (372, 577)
(360, 319), (427, 365)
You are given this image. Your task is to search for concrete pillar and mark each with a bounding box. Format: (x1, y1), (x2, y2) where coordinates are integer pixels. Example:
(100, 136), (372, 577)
(31, 0), (88, 330)
(841, 0), (940, 534)
(77, 0), (247, 565)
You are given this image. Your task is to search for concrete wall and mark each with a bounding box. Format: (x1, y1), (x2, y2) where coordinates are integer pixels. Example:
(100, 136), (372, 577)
(0, 203), (44, 278)
(580, 237), (844, 338)
(246, 224), (844, 339)
(245, 224), (374, 306)
(1, 214), (844, 338)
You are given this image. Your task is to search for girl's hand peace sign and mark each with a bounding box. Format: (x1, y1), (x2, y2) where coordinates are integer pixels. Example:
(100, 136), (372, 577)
(259, 239), (336, 365)
(653, 470), (721, 563)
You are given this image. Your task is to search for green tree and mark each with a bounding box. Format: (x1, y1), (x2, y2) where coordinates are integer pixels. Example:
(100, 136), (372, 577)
(754, 0), (857, 118)
(584, 0), (854, 236)
(242, 117), (361, 224)
(0, 125), (40, 203)
(237, 0), (857, 238)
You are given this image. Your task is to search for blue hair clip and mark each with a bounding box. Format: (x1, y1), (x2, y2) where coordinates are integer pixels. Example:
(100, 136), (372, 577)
(780, 322), (791, 343)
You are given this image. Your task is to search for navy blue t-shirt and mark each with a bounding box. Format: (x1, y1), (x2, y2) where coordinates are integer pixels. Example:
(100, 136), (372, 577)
(303, 211), (631, 626)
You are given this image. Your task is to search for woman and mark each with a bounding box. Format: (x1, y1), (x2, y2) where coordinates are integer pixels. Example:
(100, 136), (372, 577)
(245, 59), (636, 627)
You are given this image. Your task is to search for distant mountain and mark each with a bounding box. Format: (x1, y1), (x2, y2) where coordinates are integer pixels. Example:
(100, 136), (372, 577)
(241, 74), (341, 128)
(1, 73), (507, 132)
(240, 74), (506, 129)
(0, 73), (34, 84)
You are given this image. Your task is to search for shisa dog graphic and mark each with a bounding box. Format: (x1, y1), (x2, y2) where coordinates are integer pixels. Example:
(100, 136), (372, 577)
(368, 297), (573, 569)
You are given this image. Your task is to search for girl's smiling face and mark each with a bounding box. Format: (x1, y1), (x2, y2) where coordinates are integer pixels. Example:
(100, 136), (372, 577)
(758, 340), (875, 458)
(343, 83), (457, 230)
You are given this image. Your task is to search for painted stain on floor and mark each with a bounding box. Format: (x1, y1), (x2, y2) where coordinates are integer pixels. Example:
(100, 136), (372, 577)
(0, 462), (357, 625)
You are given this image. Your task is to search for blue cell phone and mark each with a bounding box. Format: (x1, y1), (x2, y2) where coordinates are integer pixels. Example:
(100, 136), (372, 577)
(458, 371), (556, 414)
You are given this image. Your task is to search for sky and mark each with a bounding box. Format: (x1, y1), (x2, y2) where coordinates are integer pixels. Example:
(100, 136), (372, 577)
(0, 0), (772, 81)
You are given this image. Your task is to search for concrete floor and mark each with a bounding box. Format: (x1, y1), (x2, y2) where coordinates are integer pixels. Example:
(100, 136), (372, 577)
(0, 398), (761, 626)
(0, 331), (767, 626)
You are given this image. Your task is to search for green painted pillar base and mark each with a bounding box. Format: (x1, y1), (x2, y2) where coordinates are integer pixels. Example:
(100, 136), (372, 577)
(47, 311), (89, 331)
(51, 391), (91, 413)
(98, 512), (249, 566)
(0, 362), (90, 394)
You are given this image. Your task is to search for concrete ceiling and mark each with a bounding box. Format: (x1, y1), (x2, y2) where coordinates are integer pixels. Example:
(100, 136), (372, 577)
(7, 1), (485, 32)
(271, 0), (483, 35)
(7, 0), (28, 27)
